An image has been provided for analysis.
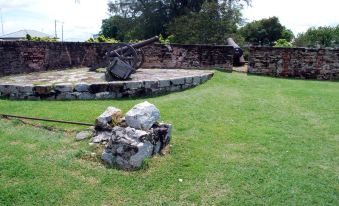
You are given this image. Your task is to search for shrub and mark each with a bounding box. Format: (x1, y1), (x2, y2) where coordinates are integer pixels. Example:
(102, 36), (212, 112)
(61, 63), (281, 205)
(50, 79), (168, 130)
(274, 39), (293, 47)
(86, 35), (119, 43)
(159, 34), (174, 45)
(25, 34), (58, 42)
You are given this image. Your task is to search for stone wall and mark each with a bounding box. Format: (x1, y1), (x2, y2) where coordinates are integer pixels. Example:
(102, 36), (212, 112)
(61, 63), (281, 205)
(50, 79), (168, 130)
(143, 44), (234, 70)
(0, 72), (214, 100)
(0, 41), (233, 76)
(248, 47), (339, 80)
(0, 41), (110, 76)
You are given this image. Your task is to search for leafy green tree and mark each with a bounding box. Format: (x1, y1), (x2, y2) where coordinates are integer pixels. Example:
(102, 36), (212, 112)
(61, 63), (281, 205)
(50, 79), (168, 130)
(100, 16), (138, 41)
(101, 0), (251, 42)
(294, 26), (339, 48)
(167, 1), (243, 44)
(26, 34), (32, 40)
(281, 28), (294, 42)
(239, 16), (294, 46)
(108, 0), (251, 20)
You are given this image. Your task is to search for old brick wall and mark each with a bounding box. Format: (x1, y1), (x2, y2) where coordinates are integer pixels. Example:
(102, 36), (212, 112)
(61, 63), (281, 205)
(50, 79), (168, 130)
(143, 43), (234, 70)
(0, 41), (234, 76)
(0, 41), (110, 76)
(248, 47), (339, 80)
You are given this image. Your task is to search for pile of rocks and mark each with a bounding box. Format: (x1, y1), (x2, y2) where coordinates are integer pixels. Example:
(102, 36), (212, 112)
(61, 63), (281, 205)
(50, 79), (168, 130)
(90, 101), (171, 170)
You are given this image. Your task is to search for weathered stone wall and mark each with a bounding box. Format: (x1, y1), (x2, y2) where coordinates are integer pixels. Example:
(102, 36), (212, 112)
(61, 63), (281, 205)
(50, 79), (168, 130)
(143, 44), (234, 70)
(0, 41), (110, 76)
(0, 41), (233, 76)
(0, 72), (214, 100)
(248, 47), (339, 80)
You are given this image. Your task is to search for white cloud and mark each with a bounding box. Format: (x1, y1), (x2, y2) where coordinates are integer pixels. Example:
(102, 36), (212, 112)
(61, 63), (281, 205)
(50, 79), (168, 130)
(243, 0), (339, 35)
(0, 0), (109, 41)
(0, 0), (30, 9)
(1, 0), (339, 41)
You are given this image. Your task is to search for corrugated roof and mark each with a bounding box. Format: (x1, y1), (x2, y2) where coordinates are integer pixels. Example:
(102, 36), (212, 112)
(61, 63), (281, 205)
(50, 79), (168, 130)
(0, 29), (53, 39)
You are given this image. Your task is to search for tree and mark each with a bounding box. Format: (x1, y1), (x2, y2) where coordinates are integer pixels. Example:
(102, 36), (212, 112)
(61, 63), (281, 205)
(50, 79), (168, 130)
(167, 1), (243, 44)
(281, 28), (294, 42)
(108, 0), (251, 19)
(100, 16), (136, 41)
(294, 26), (339, 48)
(101, 0), (251, 41)
(239, 16), (294, 46)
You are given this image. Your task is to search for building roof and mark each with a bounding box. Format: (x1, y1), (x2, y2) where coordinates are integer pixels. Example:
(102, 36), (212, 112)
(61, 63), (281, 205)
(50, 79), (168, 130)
(0, 29), (53, 39)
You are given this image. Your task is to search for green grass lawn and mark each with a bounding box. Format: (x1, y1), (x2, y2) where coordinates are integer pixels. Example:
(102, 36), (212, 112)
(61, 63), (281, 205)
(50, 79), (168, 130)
(0, 71), (338, 205)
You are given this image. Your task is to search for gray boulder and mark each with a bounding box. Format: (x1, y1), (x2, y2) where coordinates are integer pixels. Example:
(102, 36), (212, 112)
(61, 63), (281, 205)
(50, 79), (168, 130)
(75, 131), (92, 141)
(125, 101), (160, 130)
(95, 107), (122, 130)
(101, 126), (154, 170)
(129, 141), (153, 168)
(92, 131), (112, 143)
(102, 150), (114, 166)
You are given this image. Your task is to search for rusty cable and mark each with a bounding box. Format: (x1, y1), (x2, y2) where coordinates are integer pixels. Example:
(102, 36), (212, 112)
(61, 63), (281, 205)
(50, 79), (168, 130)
(0, 113), (94, 126)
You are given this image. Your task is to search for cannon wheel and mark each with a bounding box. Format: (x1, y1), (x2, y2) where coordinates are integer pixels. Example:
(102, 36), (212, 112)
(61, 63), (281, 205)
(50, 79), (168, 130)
(106, 43), (139, 71)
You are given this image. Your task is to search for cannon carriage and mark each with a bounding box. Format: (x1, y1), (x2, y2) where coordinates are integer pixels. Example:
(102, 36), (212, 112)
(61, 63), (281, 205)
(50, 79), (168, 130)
(105, 36), (159, 80)
(103, 35), (245, 80)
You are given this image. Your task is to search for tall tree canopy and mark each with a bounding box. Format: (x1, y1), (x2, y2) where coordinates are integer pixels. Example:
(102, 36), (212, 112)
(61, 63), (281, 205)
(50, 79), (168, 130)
(101, 0), (250, 42)
(167, 1), (244, 44)
(294, 26), (339, 48)
(239, 16), (294, 46)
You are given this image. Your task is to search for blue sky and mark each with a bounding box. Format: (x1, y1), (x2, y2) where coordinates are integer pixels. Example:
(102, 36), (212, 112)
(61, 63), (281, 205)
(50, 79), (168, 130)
(0, 0), (339, 41)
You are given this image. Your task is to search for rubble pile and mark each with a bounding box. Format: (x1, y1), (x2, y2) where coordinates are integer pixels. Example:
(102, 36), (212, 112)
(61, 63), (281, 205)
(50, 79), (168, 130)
(91, 101), (171, 170)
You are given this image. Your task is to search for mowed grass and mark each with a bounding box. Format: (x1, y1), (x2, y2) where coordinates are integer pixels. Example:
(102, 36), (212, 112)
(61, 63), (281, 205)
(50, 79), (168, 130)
(0, 71), (338, 205)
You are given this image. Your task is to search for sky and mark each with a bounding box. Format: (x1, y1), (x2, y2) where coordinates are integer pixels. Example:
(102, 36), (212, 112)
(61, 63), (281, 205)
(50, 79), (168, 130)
(0, 0), (109, 41)
(242, 0), (339, 35)
(0, 0), (339, 41)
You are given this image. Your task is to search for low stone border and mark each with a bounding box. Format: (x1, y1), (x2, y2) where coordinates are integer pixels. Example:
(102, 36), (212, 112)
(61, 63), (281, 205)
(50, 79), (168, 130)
(0, 72), (214, 100)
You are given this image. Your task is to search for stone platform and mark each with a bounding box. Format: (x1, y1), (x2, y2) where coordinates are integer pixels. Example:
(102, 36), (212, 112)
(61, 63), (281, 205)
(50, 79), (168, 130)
(0, 68), (214, 100)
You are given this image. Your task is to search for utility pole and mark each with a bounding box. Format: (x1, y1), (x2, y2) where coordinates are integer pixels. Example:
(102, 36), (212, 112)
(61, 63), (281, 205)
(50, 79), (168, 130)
(61, 22), (64, 42)
(55, 20), (64, 41)
(54, 20), (57, 38)
(0, 8), (4, 35)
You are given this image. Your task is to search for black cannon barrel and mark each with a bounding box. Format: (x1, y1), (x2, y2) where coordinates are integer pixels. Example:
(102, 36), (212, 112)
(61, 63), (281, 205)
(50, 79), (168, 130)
(227, 38), (246, 66)
(108, 36), (159, 57)
(227, 38), (243, 58)
(130, 36), (159, 49)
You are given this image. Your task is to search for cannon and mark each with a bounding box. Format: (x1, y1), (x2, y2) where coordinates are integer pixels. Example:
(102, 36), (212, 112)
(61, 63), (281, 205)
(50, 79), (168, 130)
(105, 36), (159, 80)
(227, 38), (246, 66)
